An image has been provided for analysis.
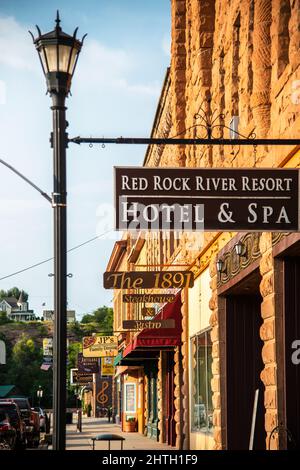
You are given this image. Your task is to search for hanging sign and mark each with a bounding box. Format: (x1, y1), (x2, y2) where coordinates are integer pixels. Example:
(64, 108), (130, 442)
(115, 167), (299, 231)
(122, 319), (175, 330)
(103, 270), (194, 289)
(101, 357), (114, 376)
(141, 307), (156, 317)
(70, 368), (93, 385)
(122, 293), (176, 303)
(83, 336), (118, 357)
(96, 377), (113, 407)
(43, 338), (53, 356)
(77, 353), (99, 373)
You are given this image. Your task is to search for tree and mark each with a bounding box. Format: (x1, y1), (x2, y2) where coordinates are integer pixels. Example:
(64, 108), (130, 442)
(0, 311), (12, 325)
(0, 287), (29, 302)
(80, 313), (94, 324)
(81, 306), (113, 333)
(4, 334), (52, 407)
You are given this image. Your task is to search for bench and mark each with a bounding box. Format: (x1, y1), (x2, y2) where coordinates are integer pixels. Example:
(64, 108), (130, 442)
(91, 433), (125, 450)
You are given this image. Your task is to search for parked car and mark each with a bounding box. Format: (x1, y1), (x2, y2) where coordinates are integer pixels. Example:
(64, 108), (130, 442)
(32, 407), (47, 432)
(0, 410), (17, 450)
(4, 397), (40, 448)
(0, 401), (26, 449)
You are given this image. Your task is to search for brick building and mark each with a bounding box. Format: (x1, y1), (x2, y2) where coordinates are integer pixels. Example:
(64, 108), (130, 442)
(107, 0), (300, 450)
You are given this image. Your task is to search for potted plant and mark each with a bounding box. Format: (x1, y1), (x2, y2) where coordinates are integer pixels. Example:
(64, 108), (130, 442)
(123, 416), (137, 432)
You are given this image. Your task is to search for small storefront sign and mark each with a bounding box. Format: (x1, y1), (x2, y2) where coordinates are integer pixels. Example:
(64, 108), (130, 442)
(103, 270), (194, 289)
(77, 353), (99, 373)
(96, 377), (113, 407)
(101, 357), (114, 376)
(70, 368), (93, 385)
(122, 293), (176, 303)
(82, 335), (118, 357)
(115, 167), (299, 231)
(122, 319), (175, 330)
(42, 338), (53, 356)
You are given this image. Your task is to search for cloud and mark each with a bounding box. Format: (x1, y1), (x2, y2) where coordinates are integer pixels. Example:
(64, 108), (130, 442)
(0, 15), (160, 100)
(74, 38), (159, 97)
(115, 78), (160, 96)
(0, 16), (38, 71)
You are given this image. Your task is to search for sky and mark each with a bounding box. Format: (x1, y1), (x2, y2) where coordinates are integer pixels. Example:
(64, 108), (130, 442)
(0, 0), (171, 319)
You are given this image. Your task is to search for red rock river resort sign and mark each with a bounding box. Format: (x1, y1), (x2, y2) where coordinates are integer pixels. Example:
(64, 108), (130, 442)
(114, 167), (299, 232)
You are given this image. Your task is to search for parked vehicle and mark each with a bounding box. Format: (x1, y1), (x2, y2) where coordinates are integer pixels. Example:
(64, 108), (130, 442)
(0, 410), (17, 450)
(32, 407), (47, 432)
(4, 397), (40, 448)
(0, 401), (26, 449)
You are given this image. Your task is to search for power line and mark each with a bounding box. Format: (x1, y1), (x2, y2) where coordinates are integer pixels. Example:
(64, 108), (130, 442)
(0, 228), (113, 281)
(0, 157), (52, 203)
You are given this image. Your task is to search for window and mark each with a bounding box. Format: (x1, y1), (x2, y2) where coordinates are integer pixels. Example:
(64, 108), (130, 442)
(124, 383), (136, 413)
(190, 329), (213, 433)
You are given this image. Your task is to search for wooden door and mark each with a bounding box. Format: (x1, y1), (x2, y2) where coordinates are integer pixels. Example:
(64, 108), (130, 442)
(226, 294), (266, 449)
(165, 352), (176, 446)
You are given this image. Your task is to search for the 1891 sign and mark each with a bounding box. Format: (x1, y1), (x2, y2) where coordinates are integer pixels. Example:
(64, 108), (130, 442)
(115, 167), (299, 231)
(103, 270), (194, 289)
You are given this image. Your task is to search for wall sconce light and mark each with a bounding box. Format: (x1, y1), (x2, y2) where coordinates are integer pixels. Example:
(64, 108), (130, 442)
(216, 259), (225, 274)
(234, 241), (246, 257)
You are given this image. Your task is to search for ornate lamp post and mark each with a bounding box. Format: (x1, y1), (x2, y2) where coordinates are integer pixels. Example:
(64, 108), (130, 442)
(30, 12), (86, 450)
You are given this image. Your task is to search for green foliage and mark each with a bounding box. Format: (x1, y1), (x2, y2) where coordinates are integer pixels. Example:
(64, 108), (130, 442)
(3, 333), (52, 407)
(68, 342), (81, 371)
(0, 311), (13, 325)
(81, 306), (113, 334)
(0, 287), (28, 302)
(81, 314), (94, 324)
(36, 323), (48, 336)
(68, 321), (85, 339)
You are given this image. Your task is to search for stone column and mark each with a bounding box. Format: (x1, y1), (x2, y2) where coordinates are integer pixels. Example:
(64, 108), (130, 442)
(181, 288), (189, 449)
(251, 0), (272, 138)
(259, 232), (278, 450)
(174, 345), (182, 449)
(209, 254), (222, 450)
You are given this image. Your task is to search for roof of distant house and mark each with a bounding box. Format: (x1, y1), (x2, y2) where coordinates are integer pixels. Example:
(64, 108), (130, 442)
(18, 290), (26, 304)
(1, 297), (18, 308)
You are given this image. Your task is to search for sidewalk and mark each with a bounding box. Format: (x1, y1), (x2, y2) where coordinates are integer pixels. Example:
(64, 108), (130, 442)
(66, 417), (172, 450)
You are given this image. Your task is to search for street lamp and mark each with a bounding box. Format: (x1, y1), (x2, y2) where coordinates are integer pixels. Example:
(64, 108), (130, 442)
(30, 11), (86, 451)
(37, 386), (43, 407)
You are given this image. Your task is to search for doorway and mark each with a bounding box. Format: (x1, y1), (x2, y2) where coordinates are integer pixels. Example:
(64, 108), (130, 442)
(284, 257), (300, 448)
(164, 351), (176, 446)
(225, 270), (266, 449)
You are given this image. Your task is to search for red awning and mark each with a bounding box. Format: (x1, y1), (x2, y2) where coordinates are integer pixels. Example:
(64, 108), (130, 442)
(122, 294), (182, 357)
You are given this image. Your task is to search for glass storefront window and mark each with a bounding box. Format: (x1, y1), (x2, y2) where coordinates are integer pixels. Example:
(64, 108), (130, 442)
(190, 329), (213, 433)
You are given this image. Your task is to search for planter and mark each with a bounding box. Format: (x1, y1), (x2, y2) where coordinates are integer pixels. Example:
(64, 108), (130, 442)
(123, 420), (137, 432)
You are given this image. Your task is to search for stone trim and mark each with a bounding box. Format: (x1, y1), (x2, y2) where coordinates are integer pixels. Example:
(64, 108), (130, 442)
(174, 345), (182, 449)
(259, 232), (278, 449)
